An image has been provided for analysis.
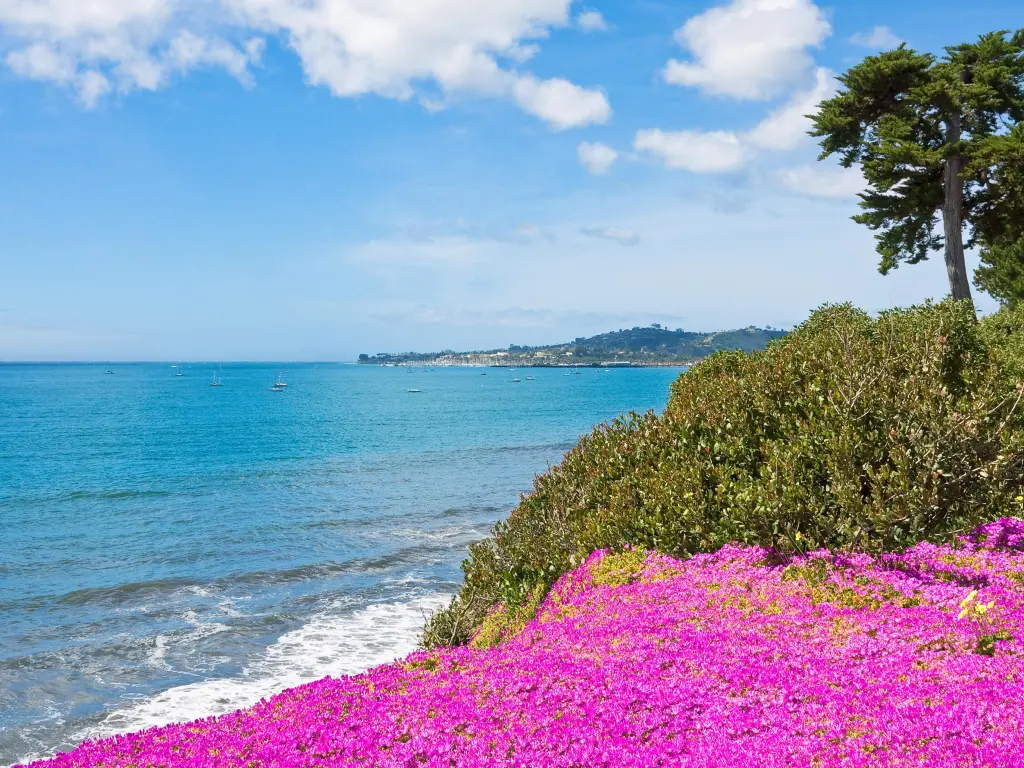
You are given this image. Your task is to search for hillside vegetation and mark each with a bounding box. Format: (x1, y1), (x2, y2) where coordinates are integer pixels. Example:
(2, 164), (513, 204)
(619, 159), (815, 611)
(424, 300), (1024, 647)
(28, 524), (1024, 767)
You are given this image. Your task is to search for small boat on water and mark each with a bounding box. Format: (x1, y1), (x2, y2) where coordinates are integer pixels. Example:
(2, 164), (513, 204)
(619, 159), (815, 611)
(175, 363), (184, 377)
(512, 378), (521, 383)
(274, 373), (288, 388)
(105, 369), (114, 375)
(407, 388), (423, 393)
(526, 376), (535, 381)
(211, 373), (223, 387)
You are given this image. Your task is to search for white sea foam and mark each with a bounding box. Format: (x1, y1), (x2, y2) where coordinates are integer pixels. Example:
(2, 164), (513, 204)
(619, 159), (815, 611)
(147, 635), (169, 667)
(74, 594), (449, 744)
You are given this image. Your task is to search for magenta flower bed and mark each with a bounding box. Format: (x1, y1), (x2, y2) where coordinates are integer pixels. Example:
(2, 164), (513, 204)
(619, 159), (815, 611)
(26, 519), (1024, 768)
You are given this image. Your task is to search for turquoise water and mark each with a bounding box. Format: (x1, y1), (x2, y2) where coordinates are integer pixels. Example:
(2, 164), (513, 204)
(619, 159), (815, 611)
(0, 363), (681, 765)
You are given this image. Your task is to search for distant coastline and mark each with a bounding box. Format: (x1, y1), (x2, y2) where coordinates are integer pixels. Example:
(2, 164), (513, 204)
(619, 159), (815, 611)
(358, 323), (787, 368)
(366, 360), (695, 368)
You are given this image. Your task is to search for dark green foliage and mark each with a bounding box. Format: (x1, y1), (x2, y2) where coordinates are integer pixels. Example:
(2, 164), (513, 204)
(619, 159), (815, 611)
(973, 125), (1024, 306)
(810, 31), (1024, 300)
(980, 302), (1024, 382)
(977, 236), (1024, 307)
(422, 301), (1024, 649)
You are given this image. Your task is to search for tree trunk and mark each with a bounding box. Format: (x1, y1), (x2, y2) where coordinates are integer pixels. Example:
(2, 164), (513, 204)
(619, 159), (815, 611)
(943, 113), (974, 304)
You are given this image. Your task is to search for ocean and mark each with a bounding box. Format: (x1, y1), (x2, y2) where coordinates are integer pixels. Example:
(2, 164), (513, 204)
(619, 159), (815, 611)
(0, 362), (681, 766)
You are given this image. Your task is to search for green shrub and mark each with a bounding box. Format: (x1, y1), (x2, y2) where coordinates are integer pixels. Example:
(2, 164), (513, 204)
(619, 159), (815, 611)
(468, 582), (546, 650)
(423, 300), (1024, 649)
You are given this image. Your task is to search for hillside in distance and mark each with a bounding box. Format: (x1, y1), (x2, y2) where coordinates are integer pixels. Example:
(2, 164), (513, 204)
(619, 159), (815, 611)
(359, 324), (788, 367)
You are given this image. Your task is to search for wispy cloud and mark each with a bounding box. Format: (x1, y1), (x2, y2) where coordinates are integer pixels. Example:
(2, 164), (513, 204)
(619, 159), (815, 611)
(581, 226), (641, 246)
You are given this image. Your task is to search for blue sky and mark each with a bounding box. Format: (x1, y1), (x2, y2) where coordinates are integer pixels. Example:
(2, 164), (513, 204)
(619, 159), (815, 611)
(0, 0), (1016, 361)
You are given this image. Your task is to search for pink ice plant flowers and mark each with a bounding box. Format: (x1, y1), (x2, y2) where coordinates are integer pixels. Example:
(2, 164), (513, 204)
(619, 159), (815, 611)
(25, 519), (1024, 768)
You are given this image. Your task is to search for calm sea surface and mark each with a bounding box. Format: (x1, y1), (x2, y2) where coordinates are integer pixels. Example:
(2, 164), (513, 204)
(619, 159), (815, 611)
(0, 363), (681, 765)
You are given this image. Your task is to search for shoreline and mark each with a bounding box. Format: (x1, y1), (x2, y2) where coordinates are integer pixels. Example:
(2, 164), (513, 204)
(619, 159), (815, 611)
(361, 361), (697, 369)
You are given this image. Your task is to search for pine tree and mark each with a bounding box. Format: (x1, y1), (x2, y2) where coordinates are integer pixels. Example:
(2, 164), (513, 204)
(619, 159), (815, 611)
(810, 31), (1024, 305)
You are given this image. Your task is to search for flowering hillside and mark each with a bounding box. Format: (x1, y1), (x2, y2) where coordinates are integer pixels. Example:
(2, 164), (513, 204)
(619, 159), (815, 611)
(27, 519), (1024, 768)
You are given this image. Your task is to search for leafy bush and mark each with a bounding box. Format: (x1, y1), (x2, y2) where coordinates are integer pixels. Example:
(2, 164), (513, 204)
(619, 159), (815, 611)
(422, 300), (1024, 649)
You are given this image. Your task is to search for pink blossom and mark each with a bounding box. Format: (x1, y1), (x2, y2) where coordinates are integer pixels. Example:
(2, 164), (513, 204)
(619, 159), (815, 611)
(23, 519), (1024, 768)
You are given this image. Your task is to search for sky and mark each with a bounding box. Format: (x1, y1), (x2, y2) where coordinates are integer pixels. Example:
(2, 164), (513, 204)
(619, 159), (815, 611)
(0, 0), (1017, 362)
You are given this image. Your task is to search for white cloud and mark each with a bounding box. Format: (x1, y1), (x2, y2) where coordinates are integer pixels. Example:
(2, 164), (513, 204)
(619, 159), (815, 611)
(663, 0), (830, 100)
(636, 68), (834, 173)
(0, 0), (610, 128)
(6, 42), (76, 82)
(634, 129), (748, 173)
(578, 141), (618, 175)
(228, 0), (609, 128)
(778, 164), (867, 198)
(166, 31), (265, 86)
(746, 67), (833, 151)
(5, 42), (115, 107)
(511, 76), (610, 130)
(581, 226), (640, 246)
(0, 0), (261, 102)
(576, 9), (608, 32)
(850, 26), (902, 49)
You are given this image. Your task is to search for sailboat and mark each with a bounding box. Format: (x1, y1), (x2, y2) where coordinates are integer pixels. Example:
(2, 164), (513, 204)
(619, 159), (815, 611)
(211, 373), (223, 387)
(271, 373), (287, 392)
(175, 363), (184, 377)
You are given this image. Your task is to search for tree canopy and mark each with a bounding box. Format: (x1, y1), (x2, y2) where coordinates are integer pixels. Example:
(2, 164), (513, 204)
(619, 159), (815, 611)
(811, 30), (1024, 305)
(973, 124), (1024, 305)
